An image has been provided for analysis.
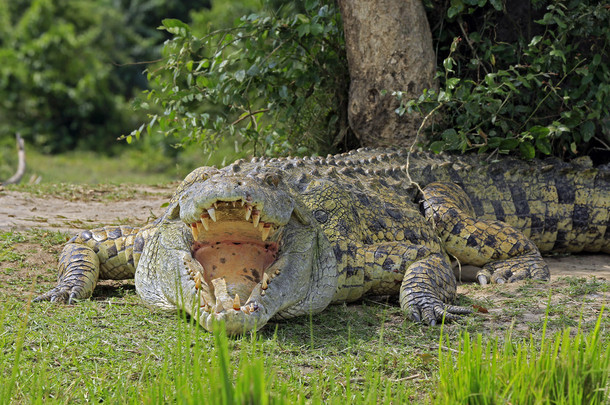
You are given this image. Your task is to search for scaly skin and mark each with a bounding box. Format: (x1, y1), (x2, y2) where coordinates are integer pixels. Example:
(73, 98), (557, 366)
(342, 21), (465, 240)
(35, 148), (610, 334)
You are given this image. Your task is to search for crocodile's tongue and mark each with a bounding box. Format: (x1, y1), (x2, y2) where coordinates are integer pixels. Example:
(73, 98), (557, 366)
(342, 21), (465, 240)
(192, 240), (277, 305)
(188, 202), (281, 307)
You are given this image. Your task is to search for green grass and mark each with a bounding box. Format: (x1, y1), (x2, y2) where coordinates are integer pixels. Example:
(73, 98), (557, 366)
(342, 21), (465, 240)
(434, 308), (610, 404)
(0, 137), (247, 185)
(1, 294), (608, 404)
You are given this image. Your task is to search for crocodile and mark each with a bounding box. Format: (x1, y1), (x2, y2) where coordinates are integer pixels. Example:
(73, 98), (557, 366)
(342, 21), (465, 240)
(35, 148), (610, 335)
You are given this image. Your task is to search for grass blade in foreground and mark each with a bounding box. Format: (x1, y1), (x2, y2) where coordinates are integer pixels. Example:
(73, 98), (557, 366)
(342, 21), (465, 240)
(434, 308), (610, 404)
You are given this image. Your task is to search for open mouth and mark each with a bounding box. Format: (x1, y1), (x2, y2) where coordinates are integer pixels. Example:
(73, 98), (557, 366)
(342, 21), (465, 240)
(187, 199), (281, 315)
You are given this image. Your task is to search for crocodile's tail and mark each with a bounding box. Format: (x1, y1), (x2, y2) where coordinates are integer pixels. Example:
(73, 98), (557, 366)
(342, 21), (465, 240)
(418, 155), (610, 254)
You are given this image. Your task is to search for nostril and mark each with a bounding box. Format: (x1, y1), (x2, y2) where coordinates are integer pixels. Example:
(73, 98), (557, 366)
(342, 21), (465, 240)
(237, 181), (243, 186)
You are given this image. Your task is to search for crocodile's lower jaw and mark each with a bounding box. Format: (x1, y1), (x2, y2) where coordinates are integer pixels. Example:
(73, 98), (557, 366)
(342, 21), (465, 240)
(187, 200), (281, 317)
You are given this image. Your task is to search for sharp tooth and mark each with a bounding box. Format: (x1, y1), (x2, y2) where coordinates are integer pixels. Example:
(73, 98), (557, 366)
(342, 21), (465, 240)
(261, 225), (271, 241)
(261, 290), (266, 296)
(233, 294), (241, 310)
(261, 273), (269, 290)
(232, 201), (236, 208)
(245, 205), (253, 221)
(196, 221), (205, 235)
(249, 304), (255, 312)
(207, 208), (217, 222)
(275, 269), (281, 275)
(240, 200), (245, 207)
(215, 300), (223, 313)
(242, 306), (250, 314)
(191, 223), (199, 240)
(252, 211), (260, 227)
(198, 290), (208, 307)
(194, 271), (203, 290)
(213, 202), (218, 209)
(200, 215), (210, 231)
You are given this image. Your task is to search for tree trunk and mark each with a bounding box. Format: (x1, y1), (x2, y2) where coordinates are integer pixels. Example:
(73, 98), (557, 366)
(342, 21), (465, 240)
(338, 0), (437, 147)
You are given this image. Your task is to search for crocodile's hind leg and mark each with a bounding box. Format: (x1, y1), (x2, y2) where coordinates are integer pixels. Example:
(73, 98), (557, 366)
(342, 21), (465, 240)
(34, 226), (141, 304)
(422, 182), (550, 284)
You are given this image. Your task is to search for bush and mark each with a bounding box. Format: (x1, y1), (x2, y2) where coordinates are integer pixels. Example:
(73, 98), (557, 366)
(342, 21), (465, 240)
(399, 0), (610, 159)
(130, 0), (348, 157)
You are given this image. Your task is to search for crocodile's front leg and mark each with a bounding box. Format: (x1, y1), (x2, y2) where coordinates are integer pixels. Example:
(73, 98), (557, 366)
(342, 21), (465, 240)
(422, 182), (550, 284)
(333, 240), (471, 324)
(35, 226), (143, 304)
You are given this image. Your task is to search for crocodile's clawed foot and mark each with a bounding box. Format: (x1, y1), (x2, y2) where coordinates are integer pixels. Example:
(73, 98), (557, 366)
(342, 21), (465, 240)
(33, 288), (77, 304)
(407, 295), (472, 325)
(34, 283), (89, 305)
(480, 254), (550, 285)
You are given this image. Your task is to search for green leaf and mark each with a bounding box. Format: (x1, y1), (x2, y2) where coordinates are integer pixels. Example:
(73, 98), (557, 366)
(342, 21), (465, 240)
(246, 65), (260, 76)
(234, 70), (246, 82)
(162, 19), (191, 36)
(535, 136), (552, 155)
(443, 57), (454, 72)
(500, 138), (519, 150)
(429, 141), (446, 153)
(310, 23), (324, 36)
(441, 128), (458, 141)
(529, 125), (550, 138)
(519, 142), (535, 159)
(446, 77), (461, 90)
(447, 3), (464, 19)
(581, 121), (595, 142)
(549, 49), (566, 62)
(297, 24), (310, 37)
(488, 137), (502, 148)
(489, 0), (502, 10)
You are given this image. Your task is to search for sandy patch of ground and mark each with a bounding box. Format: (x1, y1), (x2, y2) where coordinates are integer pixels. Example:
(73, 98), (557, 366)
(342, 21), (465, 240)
(0, 188), (172, 233)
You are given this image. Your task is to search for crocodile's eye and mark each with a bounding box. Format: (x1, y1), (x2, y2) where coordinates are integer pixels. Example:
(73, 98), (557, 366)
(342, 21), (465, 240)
(264, 173), (280, 187)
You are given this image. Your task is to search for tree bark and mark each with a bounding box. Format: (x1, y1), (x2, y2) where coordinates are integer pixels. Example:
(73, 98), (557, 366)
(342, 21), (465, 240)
(338, 0), (437, 147)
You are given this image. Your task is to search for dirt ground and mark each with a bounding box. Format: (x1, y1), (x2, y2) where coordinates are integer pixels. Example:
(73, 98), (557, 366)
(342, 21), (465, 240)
(1, 187), (608, 332)
(0, 187), (173, 233)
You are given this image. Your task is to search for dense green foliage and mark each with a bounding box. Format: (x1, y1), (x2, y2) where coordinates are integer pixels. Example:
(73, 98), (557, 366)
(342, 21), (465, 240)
(137, 0), (609, 159)
(131, 0), (348, 157)
(400, 0), (610, 158)
(0, 0), (207, 153)
(2, 0), (607, 159)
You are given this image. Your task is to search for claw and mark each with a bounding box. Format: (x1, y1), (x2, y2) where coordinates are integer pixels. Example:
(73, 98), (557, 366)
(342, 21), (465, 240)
(477, 274), (488, 285)
(68, 292), (78, 305)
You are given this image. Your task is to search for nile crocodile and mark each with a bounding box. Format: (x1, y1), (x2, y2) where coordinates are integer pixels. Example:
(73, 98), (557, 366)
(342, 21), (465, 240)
(35, 148), (610, 334)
